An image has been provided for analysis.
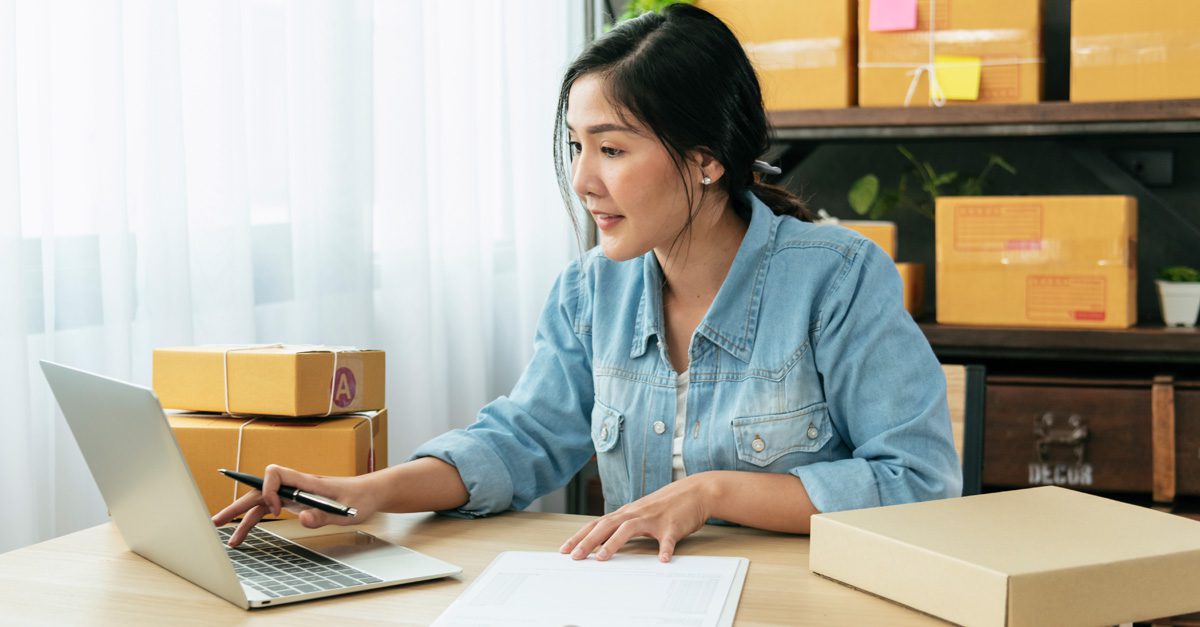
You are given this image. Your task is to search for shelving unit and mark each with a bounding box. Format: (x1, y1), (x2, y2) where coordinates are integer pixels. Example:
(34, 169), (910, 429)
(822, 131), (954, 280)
(768, 99), (1200, 140)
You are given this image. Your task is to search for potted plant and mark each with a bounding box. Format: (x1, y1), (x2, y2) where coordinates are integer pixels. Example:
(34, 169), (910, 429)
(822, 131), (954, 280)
(1156, 266), (1200, 327)
(848, 145), (1016, 220)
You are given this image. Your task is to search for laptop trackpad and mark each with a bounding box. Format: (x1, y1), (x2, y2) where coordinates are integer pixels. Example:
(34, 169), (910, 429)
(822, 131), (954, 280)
(293, 531), (422, 579)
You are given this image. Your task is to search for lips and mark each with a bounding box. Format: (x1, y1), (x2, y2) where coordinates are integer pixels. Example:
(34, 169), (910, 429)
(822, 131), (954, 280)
(591, 211), (624, 232)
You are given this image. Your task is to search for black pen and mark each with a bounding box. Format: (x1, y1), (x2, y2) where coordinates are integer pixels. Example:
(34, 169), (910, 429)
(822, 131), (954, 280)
(218, 469), (358, 518)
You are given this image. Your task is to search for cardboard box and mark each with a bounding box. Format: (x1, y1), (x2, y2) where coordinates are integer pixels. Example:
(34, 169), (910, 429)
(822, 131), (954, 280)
(858, 0), (1043, 107)
(1071, 0), (1200, 102)
(168, 409), (388, 518)
(936, 195), (1137, 328)
(895, 262), (925, 317)
(698, 0), (856, 110)
(810, 487), (1200, 626)
(154, 345), (385, 417)
(841, 220), (897, 259)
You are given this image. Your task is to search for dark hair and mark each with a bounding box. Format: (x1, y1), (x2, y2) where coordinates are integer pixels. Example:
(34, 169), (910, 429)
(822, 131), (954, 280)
(553, 4), (811, 251)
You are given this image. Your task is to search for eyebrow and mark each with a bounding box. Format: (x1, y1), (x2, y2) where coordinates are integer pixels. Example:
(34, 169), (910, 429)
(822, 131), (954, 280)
(566, 122), (641, 136)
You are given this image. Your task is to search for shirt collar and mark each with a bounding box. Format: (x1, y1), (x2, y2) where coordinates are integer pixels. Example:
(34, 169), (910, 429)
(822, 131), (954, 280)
(630, 191), (780, 363)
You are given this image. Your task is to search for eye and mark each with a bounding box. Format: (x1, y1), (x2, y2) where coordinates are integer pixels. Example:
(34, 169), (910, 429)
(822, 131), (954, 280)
(568, 141), (582, 158)
(601, 146), (623, 158)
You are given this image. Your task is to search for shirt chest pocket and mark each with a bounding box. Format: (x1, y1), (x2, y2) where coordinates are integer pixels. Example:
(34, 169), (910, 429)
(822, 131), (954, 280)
(590, 398), (630, 512)
(731, 402), (833, 467)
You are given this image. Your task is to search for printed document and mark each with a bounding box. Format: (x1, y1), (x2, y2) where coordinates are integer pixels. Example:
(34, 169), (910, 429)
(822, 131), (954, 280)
(432, 550), (749, 626)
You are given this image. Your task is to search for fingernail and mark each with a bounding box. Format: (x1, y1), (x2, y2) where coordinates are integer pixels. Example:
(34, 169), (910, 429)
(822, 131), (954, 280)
(571, 548), (584, 558)
(597, 548), (610, 560)
(559, 542), (571, 553)
(660, 552), (670, 562)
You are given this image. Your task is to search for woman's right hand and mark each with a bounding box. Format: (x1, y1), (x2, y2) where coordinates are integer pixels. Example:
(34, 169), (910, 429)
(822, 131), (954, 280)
(211, 464), (377, 547)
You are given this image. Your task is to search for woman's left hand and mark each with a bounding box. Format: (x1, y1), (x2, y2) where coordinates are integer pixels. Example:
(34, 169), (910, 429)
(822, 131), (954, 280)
(559, 473), (714, 563)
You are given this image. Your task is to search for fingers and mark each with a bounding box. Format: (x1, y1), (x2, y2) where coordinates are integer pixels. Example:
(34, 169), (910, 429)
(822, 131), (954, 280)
(657, 536), (677, 563)
(559, 519), (599, 555)
(568, 516), (627, 561)
(596, 519), (645, 561)
(262, 464), (328, 517)
(227, 504), (268, 547)
(212, 488), (266, 527)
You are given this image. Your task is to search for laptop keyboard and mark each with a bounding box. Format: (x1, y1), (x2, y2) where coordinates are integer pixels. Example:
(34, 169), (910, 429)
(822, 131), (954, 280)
(217, 526), (383, 598)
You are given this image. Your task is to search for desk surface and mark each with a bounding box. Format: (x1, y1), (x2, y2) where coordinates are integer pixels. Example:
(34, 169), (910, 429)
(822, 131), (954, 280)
(0, 511), (944, 626)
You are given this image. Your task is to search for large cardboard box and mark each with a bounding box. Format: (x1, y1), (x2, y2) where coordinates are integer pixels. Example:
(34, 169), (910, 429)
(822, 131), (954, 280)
(1071, 0), (1200, 102)
(154, 345), (385, 417)
(698, 0), (856, 110)
(168, 409), (387, 518)
(936, 195), (1137, 328)
(810, 487), (1200, 626)
(858, 0), (1042, 107)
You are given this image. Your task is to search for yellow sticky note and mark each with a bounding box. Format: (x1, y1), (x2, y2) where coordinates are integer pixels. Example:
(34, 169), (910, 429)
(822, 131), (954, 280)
(933, 55), (982, 101)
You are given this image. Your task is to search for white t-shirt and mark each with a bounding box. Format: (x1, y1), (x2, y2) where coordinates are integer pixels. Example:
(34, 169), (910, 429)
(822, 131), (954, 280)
(672, 370), (689, 482)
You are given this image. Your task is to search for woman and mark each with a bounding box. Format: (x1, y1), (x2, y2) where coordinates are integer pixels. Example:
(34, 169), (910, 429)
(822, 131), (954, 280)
(215, 4), (961, 563)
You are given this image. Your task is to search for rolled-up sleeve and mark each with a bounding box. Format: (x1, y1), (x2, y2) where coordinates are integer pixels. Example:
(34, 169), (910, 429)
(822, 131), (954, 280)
(793, 241), (962, 513)
(410, 259), (596, 517)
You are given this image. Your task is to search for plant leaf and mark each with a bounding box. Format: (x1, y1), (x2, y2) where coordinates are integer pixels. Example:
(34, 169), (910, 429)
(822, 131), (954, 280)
(990, 154), (1018, 175)
(870, 192), (899, 220)
(934, 171), (959, 186)
(848, 174), (880, 216)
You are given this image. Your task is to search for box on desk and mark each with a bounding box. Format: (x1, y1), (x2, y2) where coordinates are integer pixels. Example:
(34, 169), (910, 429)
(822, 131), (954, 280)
(1072, 0), (1200, 102)
(153, 345), (385, 417)
(840, 220), (897, 259)
(857, 0), (1042, 107)
(810, 487), (1200, 627)
(936, 195), (1137, 328)
(168, 409), (387, 518)
(698, 0), (856, 110)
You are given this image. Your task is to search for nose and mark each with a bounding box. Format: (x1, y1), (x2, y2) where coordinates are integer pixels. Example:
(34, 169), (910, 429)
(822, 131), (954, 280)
(571, 149), (601, 204)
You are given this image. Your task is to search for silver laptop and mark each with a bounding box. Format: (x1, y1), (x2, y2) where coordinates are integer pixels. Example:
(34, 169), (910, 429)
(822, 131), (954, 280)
(40, 360), (461, 609)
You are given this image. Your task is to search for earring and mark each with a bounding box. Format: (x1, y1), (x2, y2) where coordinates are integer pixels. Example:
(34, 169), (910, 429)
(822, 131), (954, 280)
(701, 176), (712, 186)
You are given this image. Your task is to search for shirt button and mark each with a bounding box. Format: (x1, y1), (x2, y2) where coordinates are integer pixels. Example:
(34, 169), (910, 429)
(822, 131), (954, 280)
(653, 421), (666, 435)
(600, 425), (609, 440)
(807, 424), (819, 440)
(751, 436), (766, 452)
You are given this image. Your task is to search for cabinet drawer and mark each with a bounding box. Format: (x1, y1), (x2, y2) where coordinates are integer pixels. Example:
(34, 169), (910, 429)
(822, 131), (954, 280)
(983, 377), (1152, 493)
(1177, 383), (1200, 496)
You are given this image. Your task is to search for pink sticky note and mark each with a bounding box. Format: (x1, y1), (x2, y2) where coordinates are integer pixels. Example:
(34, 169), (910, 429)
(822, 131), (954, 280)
(869, 0), (918, 32)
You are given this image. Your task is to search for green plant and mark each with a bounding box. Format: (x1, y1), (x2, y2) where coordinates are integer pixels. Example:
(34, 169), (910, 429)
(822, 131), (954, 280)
(1160, 266), (1200, 282)
(617, 0), (694, 22)
(848, 145), (1017, 220)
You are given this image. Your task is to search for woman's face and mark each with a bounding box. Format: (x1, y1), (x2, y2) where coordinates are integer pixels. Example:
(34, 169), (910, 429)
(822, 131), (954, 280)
(566, 74), (706, 262)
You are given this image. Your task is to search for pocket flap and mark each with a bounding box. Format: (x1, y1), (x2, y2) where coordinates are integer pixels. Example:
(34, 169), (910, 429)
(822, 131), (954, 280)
(731, 402), (832, 467)
(591, 400), (624, 453)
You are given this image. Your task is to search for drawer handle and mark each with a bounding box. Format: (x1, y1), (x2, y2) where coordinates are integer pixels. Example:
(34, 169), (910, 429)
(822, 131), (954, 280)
(1033, 412), (1089, 465)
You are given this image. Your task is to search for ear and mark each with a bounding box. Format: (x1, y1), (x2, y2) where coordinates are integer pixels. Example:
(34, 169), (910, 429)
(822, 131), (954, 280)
(689, 148), (726, 186)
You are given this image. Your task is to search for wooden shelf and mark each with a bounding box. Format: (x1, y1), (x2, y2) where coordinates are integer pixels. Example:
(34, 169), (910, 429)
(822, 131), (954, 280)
(769, 99), (1200, 140)
(919, 322), (1200, 366)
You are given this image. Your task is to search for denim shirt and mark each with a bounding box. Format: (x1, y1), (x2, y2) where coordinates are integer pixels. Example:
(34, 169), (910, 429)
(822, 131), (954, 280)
(412, 192), (962, 517)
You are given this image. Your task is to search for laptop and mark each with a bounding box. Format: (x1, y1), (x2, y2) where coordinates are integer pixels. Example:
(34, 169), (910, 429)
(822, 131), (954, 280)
(40, 360), (462, 609)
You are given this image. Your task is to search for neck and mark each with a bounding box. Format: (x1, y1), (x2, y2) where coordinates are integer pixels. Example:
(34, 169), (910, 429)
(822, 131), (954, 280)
(654, 195), (748, 310)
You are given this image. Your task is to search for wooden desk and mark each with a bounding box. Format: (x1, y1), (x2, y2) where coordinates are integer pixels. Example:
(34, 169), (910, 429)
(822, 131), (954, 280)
(0, 511), (943, 626)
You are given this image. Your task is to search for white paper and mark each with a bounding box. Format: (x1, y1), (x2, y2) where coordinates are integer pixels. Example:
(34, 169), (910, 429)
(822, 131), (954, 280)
(432, 551), (749, 627)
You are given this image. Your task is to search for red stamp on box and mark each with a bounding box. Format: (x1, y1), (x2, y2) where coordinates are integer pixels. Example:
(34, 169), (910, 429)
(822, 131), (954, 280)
(333, 367), (357, 408)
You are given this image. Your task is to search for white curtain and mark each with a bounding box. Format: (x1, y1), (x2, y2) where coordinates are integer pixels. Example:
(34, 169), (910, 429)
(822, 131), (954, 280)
(1, 0), (585, 553)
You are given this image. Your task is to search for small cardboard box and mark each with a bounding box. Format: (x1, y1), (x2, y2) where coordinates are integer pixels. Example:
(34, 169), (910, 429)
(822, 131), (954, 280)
(858, 0), (1042, 107)
(168, 409), (387, 518)
(810, 487), (1200, 626)
(1072, 0), (1200, 102)
(841, 220), (898, 259)
(153, 345), (385, 417)
(698, 0), (856, 110)
(936, 195), (1137, 328)
(895, 262), (925, 317)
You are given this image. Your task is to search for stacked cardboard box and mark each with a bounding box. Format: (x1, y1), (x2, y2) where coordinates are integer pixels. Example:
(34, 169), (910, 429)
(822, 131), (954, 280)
(857, 0), (1042, 107)
(170, 410), (387, 519)
(698, 0), (856, 110)
(936, 196), (1137, 328)
(153, 344), (389, 518)
(1071, 0), (1200, 102)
